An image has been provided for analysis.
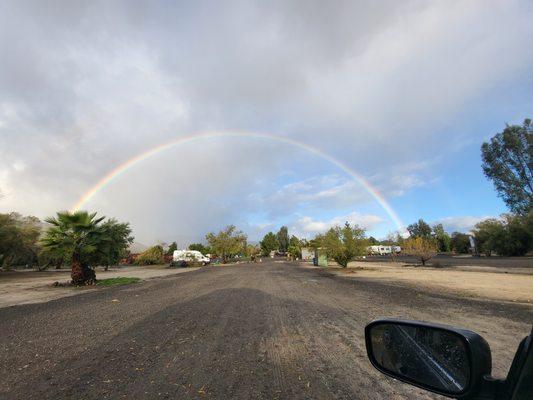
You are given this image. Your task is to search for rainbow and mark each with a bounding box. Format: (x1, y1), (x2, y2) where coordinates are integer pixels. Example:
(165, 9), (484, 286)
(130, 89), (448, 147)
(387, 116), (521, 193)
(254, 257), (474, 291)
(71, 131), (404, 231)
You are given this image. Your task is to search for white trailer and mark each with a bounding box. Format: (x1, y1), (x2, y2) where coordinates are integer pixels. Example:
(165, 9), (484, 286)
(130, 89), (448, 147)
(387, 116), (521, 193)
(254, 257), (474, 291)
(367, 245), (401, 255)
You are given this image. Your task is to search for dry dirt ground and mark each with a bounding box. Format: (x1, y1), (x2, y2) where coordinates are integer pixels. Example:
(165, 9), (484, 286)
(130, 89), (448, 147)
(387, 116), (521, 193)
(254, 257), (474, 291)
(319, 261), (533, 305)
(0, 265), (199, 308)
(0, 260), (531, 399)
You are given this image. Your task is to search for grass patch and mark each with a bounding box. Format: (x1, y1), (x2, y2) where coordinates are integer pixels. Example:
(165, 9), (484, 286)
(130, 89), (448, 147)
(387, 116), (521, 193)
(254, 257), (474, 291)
(97, 277), (141, 286)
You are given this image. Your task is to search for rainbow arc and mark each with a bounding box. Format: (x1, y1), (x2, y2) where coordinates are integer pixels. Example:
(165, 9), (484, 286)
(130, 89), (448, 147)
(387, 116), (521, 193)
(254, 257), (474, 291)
(71, 131), (404, 231)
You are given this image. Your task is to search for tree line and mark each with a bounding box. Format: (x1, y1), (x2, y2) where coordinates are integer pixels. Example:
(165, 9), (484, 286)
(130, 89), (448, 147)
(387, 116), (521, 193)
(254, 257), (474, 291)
(259, 226), (307, 259)
(0, 210), (133, 285)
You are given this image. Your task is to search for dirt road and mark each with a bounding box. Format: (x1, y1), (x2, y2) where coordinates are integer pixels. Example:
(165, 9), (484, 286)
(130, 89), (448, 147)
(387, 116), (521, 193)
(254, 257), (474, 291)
(1, 261), (531, 399)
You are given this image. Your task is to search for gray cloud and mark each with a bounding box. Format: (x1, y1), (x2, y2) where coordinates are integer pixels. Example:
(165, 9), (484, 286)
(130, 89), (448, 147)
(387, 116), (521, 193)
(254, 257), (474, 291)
(1, 0), (532, 243)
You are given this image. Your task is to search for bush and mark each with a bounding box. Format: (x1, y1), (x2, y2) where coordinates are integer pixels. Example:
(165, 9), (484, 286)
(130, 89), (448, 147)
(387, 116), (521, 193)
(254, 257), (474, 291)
(403, 236), (438, 266)
(134, 245), (164, 265)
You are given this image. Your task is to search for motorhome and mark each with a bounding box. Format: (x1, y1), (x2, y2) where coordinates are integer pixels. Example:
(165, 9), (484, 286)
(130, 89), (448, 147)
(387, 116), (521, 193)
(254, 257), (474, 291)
(367, 245), (401, 255)
(171, 250), (210, 267)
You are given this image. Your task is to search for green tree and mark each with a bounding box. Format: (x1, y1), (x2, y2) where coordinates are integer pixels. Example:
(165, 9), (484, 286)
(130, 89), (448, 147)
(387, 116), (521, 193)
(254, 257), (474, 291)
(450, 232), (471, 254)
(0, 213), (43, 269)
(260, 232), (279, 256)
(41, 211), (107, 285)
(472, 215), (532, 257)
(407, 219), (432, 238)
(432, 223), (451, 252)
(287, 235), (302, 259)
(206, 225), (247, 263)
(188, 243), (210, 254)
(500, 213), (532, 256)
(368, 236), (379, 245)
(472, 218), (505, 256)
(481, 119), (533, 215)
(167, 241), (178, 256)
(289, 235), (300, 248)
(276, 226), (289, 253)
(135, 245), (165, 265)
(95, 219), (134, 270)
(316, 222), (367, 268)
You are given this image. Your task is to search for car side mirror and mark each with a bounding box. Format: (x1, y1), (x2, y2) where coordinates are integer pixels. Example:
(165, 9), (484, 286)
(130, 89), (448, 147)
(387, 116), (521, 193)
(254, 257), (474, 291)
(365, 319), (492, 398)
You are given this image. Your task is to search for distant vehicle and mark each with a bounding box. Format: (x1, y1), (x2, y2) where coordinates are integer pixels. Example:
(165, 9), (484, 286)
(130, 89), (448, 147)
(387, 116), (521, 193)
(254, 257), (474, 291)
(367, 245), (401, 255)
(171, 250), (210, 267)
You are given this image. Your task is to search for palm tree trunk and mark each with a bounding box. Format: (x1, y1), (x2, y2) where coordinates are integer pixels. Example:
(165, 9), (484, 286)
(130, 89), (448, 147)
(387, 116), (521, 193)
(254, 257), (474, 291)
(71, 253), (96, 285)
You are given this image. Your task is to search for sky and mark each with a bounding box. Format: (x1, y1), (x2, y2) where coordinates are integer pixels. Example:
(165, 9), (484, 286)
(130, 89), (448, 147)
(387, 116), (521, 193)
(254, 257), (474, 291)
(1, 0), (532, 246)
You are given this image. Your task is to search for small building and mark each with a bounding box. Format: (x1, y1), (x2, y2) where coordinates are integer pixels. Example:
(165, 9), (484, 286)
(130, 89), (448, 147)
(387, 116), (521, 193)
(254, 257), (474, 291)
(313, 248), (328, 267)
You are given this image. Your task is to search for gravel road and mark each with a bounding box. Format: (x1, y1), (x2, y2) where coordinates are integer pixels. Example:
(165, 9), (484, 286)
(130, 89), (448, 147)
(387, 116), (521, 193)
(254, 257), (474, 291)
(1, 260), (531, 399)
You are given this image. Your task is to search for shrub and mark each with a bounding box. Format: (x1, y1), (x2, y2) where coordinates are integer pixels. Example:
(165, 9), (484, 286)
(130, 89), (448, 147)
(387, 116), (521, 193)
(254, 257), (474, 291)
(315, 222), (367, 268)
(134, 245), (164, 265)
(403, 236), (438, 266)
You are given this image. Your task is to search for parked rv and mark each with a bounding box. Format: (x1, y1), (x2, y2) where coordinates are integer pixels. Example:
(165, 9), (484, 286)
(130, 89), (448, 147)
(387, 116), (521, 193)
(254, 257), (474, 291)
(367, 245), (401, 255)
(171, 250), (210, 267)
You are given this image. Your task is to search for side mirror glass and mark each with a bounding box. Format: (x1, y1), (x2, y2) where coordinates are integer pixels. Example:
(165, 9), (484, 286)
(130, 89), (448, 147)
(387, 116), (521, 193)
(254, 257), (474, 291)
(365, 319), (492, 398)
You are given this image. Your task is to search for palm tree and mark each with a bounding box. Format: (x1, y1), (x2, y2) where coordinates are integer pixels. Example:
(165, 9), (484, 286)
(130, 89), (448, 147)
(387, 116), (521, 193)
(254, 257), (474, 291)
(41, 211), (107, 285)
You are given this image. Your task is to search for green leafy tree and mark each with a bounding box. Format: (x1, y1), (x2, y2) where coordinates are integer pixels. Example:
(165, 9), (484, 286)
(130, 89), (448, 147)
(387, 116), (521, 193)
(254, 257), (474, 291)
(368, 236), (379, 245)
(289, 235), (300, 248)
(95, 219), (134, 270)
(2, 215), (35, 266)
(500, 213), (532, 256)
(287, 235), (302, 259)
(206, 225), (247, 263)
(481, 119), (533, 215)
(135, 245), (165, 265)
(0, 213), (25, 269)
(432, 223), (451, 252)
(260, 232), (279, 256)
(41, 211), (107, 285)
(316, 222), (367, 268)
(407, 219), (432, 238)
(188, 243), (210, 254)
(472, 218), (505, 256)
(287, 245), (301, 259)
(277, 226), (289, 253)
(167, 241), (178, 256)
(450, 232), (471, 254)
(472, 214), (532, 257)
(0, 213), (42, 269)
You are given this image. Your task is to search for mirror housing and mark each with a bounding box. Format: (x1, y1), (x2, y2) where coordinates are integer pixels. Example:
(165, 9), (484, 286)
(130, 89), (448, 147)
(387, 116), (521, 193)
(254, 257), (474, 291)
(365, 319), (493, 398)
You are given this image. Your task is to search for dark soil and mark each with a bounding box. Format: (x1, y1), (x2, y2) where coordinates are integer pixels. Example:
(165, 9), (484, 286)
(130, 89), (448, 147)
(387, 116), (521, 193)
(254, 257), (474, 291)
(0, 260), (531, 399)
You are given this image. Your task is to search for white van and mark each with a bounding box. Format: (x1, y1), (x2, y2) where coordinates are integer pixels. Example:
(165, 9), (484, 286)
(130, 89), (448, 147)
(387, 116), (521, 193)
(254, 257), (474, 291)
(171, 250), (210, 267)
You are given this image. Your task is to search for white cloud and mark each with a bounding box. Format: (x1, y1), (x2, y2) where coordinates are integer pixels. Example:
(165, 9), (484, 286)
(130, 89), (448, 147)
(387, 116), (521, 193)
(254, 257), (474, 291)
(292, 212), (383, 238)
(258, 163), (436, 218)
(433, 216), (494, 233)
